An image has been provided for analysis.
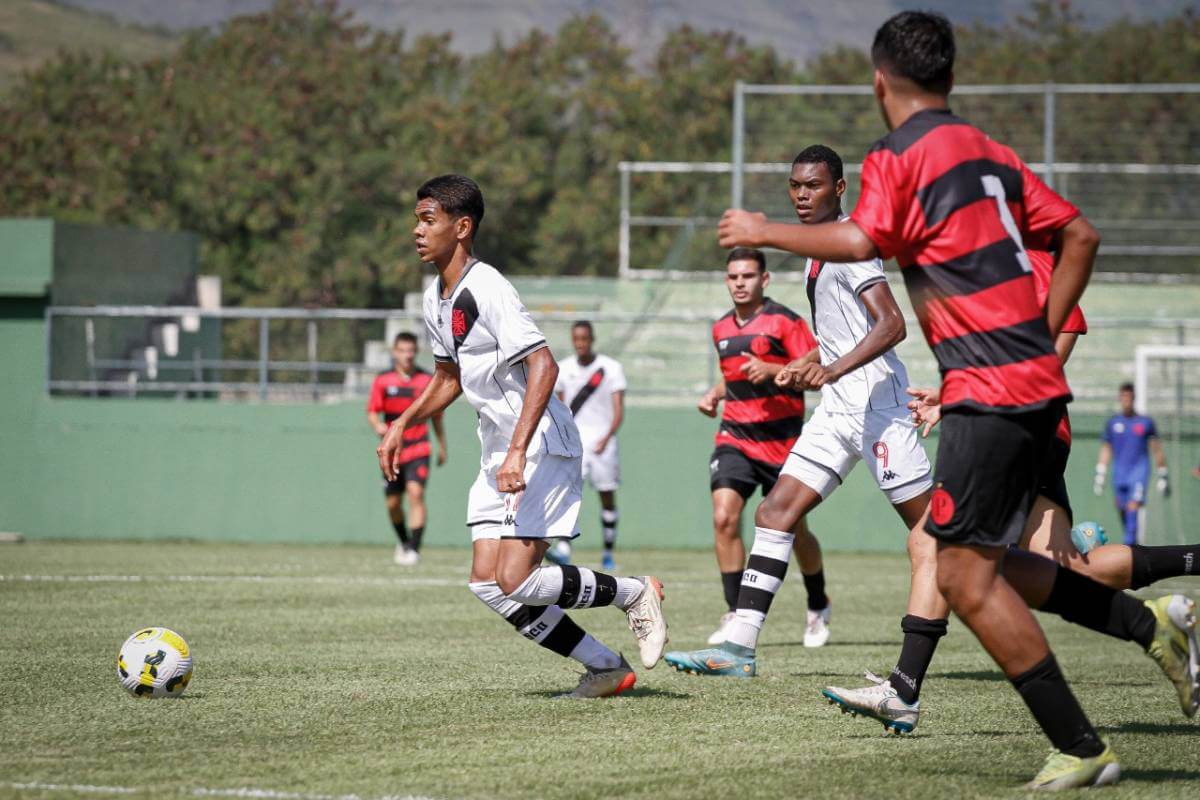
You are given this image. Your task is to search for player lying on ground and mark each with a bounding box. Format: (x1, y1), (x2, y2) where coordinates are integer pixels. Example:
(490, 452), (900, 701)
(715, 11), (1195, 788)
(698, 248), (831, 646)
(546, 321), (626, 571)
(824, 255), (1200, 734)
(377, 174), (667, 698)
(1095, 382), (1171, 545)
(664, 144), (942, 677)
(367, 332), (447, 566)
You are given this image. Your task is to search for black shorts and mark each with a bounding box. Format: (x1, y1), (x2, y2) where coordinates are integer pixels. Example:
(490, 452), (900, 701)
(382, 456), (430, 494)
(709, 445), (781, 499)
(926, 401), (1065, 548)
(1036, 434), (1073, 523)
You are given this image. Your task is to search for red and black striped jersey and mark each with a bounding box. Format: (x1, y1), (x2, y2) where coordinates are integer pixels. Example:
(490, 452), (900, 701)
(712, 298), (818, 466)
(1027, 249), (1086, 446)
(368, 368), (432, 461)
(853, 108), (1077, 413)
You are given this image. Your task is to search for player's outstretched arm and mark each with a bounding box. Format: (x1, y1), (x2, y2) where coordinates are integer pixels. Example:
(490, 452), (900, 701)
(819, 281), (905, 383)
(1044, 216), (1100, 337)
(378, 361), (462, 480)
(496, 346), (557, 493)
(718, 209), (878, 263)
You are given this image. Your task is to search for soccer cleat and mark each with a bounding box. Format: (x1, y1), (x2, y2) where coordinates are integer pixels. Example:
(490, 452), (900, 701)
(804, 604), (831, 648)
(1025, 742), (1120, 790)
(1144, 594), (1200, 718)
(821, 670), (918, 734)
(393, 544), (419, 566)
(706, 611), (738, 645)
(544, 540), (572, 566)
(663, 644), (756, 677)
(562, 654), (637, 699)
(626, 576), (668, 668)
(601, 552), (616, 571)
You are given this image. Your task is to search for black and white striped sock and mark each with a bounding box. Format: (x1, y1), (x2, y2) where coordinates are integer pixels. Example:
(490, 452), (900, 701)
(507, 565), (643, 610)
(725, 527), (794, 651)
(601, 509), (618, 551)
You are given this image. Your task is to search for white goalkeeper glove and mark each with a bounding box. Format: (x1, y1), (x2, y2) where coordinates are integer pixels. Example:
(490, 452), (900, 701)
(1157, 466), (1171, 498)
(1093, 463), (1107, 496)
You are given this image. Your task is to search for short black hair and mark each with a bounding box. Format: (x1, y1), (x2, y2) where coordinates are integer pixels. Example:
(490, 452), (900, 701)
(393, 332), (418, 347)
(572, 320), (594, 336)
(872, 11), (955, 95)
(416, 174), (485, 235)
(1119, 382), (1135, 394)
(792, 144), (844, 184)
(726, 247), (766, 273)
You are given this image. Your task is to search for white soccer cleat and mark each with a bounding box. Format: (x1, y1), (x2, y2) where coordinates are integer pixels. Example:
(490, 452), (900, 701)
(626, 576), (668, 669)
(822, 670), (919, 734)
(804, 604), (831, 648)
(706, 611), (738, 645)
(393, 544), (419, 566)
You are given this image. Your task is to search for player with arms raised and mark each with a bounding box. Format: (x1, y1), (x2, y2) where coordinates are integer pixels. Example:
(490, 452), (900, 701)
(367, 332), (447, 566)
(665, 145), (943, 688)
(378, 174), (667, 698)
(697, 248), (832, 647)
(550, 321), (627, 570)
(716, 12), (1196, 787)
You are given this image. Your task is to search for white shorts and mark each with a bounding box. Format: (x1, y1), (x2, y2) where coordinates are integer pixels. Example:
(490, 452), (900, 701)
(581, 437), (620, 492)
(780, 404), (932, 505)
(467, 452), (583, 542)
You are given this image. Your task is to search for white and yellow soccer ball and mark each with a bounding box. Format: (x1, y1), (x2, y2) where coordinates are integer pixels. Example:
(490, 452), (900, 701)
(117, 627), (193, 698)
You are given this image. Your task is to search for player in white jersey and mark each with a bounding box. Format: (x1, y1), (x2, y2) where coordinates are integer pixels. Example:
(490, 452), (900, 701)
(550, 321), (626, 570)
(377, 175), (667, 698)
(665, 147), (946, 711)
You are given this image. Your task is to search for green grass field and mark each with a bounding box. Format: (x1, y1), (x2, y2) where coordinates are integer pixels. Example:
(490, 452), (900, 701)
(2, 542), (1199, 799)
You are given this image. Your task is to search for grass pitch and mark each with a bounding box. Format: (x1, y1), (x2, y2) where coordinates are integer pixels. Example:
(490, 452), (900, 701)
(2, 542), (1198, 800)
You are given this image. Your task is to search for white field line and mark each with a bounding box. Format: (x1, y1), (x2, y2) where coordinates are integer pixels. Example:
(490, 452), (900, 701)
(4, 782), (437, 800)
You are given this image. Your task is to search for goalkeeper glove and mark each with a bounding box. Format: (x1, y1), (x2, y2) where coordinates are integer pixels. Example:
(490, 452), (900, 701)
(1093, 463), (1106, 496)
(1157, 466), (1171, 498)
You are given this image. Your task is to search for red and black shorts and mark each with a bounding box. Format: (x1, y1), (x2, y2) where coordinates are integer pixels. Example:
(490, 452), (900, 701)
(925, 401), (1065, 548)
(709, 444), (782, 499)
(382, 456), (430, 494)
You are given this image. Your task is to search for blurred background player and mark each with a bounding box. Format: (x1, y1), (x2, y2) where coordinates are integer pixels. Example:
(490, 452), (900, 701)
(549, 320), (626, 570)
(698, 247), (830, 647)
(378, 174), (667, 697)
(367, 332), (447, 565)
(665, 144), (936, 680)
(1095, 382), (1170, 545)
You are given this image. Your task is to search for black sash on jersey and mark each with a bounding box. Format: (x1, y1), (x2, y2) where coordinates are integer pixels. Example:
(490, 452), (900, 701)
(568, 367), (605, 415)
(806, 260), (823, 335)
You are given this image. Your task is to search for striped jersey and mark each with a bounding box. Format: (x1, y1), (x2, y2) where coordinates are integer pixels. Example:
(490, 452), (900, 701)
(712, 298), (818, 466)
(367, 368), (433, 461)
(853, 107), (1078, 413)
(1028, 248), (1088, 447)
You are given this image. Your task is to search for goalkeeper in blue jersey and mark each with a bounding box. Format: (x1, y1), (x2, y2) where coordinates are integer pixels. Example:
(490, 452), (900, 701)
(1094, 383), (1170, 545)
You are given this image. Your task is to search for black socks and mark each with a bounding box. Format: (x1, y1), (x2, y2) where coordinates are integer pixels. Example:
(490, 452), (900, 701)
(888, 615), (948, 704)
(391, 519), (409, 545)
(1129, 544), (1200, 590)
(409, 526), (424, 552)
(721, 570), (742, 611)
(1012, 654), (1104, 758)
(1039, 564), (1155, 650)
(802, 569), (829, 611)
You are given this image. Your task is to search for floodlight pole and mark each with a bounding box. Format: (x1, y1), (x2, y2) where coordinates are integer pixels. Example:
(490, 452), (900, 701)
(732, 80), (745, 209)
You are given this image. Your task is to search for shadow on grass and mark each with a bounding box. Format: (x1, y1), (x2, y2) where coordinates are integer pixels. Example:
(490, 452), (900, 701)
(933, 669), (1006, 682)
(1120, 768), (1200, 782)
(522, 687), (692, 700)
(760, 640), (898, 649)
(1099, 721), (1200, 736)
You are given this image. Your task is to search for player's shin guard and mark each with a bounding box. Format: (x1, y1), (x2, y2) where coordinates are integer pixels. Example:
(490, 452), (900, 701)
(724, 527), (794, 651)
(507, 565), (644, 610)
(1038, 565), (1156, 649)
(888, 615), (948, 704)
(1129, 544), (1200, 589)
(469, 580), (618, 666)
(601, 509), (618, 551)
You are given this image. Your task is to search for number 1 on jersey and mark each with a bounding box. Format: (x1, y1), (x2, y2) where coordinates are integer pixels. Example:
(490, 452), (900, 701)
(981, 174), (1033, 273)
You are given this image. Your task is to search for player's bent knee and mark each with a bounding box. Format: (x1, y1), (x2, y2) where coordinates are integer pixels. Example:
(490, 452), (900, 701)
(753, 501), (790, 533)
(495, 564), (535, 596)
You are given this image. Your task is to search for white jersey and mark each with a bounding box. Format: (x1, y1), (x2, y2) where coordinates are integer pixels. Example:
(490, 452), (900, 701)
(555, 353), (627, 444)
(804, 217), (909, 414)
(424, 260), (582, 468)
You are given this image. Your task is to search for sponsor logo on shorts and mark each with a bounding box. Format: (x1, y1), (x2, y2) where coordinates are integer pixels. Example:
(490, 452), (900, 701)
(881, 470), (898, 482)
(930, 486), (955, 526)
(710, 459), (720, 475)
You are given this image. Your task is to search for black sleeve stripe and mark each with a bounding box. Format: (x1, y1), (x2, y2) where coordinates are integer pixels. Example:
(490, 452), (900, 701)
(506, 339), (547, 366)
(433, 355), (455, 363)
(853, 275), (887, 296)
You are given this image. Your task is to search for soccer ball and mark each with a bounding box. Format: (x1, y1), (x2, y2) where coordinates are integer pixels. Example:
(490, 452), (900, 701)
(117, 627), (193, 698)
(1069, 521), (1108, 555)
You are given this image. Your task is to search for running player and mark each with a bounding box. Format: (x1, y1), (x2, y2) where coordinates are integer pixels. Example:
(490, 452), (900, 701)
(1095, 383), (1171, 545)
(377, 174), (667, 698)
(824, 247), (1200, 734)
(367, 332), (447, 565)
(550, 321), (626, 570)
(716, 12), (1196, 787)
(664, 144), (941, 679)
(699, 248), (831, 646)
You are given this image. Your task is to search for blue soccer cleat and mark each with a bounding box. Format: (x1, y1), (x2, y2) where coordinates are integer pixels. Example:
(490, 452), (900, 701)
(1070, 521), (1108, 555)
(601, 552), (615, 571)
(663, 644), (756, 677)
